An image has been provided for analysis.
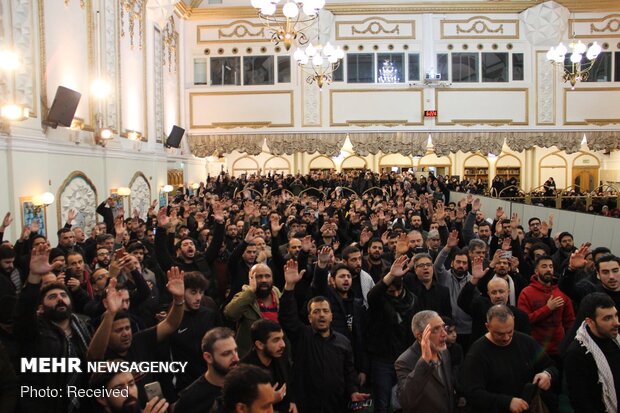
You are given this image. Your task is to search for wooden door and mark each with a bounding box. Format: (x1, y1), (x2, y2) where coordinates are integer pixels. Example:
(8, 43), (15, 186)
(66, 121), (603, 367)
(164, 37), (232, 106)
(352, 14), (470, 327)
(572, 167), (598, 192)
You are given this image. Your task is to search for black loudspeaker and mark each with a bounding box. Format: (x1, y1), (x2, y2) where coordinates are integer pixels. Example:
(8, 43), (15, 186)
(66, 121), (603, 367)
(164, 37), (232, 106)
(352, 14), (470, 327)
(46, 86), (81, 128)
(165, 125), (185, 148)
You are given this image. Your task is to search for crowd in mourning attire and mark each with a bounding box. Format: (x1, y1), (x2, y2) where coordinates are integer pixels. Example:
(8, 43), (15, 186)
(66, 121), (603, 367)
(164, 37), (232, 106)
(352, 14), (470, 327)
(0, 169), (618, 413)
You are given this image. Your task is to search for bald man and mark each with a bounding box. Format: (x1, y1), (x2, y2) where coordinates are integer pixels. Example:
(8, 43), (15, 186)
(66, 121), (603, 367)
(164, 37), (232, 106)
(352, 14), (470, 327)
(224, 263), (282, 357)
(458, 276), (531, 341)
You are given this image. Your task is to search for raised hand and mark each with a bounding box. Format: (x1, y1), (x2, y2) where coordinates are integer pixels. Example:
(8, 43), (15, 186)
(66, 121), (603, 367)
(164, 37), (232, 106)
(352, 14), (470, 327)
(273, 383), (287, 404)
(496, 207), (504, 220)
(540, 221), (549, 237)
(20, 225), (31, 241)
(472, 198), (481, 211)
(317, 246), (331, 268)
(166, 266), (185, 299)
(301, 235), (313, 252)
(548, 213), (554, 228)
(381, 231), (390, 246)
(420, 324), (434, 362)
(435, 204), (446, 223)
(143, 397), (169, 413)
(244, 226), (257, 244)
(31, 219), (40, 234)
(29, 244), (52, 276)
(471, 256), (489, 281)
(212, 201), (224, 222)
(501, 236), (511, 251)
(510, 212), (520, 230)
(395, 233), (409, 256)
(446, 230), (459, 248)
(359, 227), (372, 246)
(270, 215), (283, 236)
(157, 207), (170, 228)
(389, 255), (410, 278)
(284, 259), (305, 288)
(248, 266), (258, 292)
(104, 278), (123, 313)
(66, 208), (77, 224)
(569, 242), (591, 270)
(1, 212), (13, 230)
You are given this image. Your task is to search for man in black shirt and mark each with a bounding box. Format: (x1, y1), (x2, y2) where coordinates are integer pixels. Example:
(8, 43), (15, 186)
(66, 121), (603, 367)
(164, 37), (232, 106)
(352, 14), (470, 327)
(86, 267), (186, 404)
(564, 293), (620, 413)
(279, 259), (369, 413)
(175, 327), (239, 413)
(462, 305), (558, 413)
(241, 319), (294, 413)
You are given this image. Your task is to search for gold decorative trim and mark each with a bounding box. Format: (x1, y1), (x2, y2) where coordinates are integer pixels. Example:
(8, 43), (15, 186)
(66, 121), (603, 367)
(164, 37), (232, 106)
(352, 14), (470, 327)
(232, 155), (260, 174)
(341, 155), (368, 169)
(56, 171), (99, 229)
(329, 89), (424, 127)
(211, 121), (272, 129)
(435, 88), (529, 126)
(563, 87), (620, 125)
(441, 16), (518, 39)
(219, 21), (265, 39)
(572, 152), (601, 168)
(197, 20), (269, 44)
(378, 153), (414, 167)
(336, 17), (415, 40)
(182, 2), (620, 20)
(536, 50), (556, 126)
(570, 14), (620, 38)
(496, 153), (522, 168)
(189, 90), (294, 129)
(263, 156), (292, 174)
(452, 119), (514, 126)
(38, 0), (95, 130)
(308, 155), (336, 171)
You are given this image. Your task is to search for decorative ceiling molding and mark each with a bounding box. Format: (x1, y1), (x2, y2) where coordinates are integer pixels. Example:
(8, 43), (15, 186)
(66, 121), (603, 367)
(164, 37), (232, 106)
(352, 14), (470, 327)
(177, 1), (620, 20)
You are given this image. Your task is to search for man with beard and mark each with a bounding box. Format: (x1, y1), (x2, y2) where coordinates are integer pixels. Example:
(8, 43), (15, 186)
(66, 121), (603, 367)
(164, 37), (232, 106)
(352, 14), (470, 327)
(341, 245), (375, 308)
(312, 249), (368, 389)
(174, 327), (239, 413)
(94, 247), (111, 270)
(367, 255), (419, 413)
(564, 293), (620, 413)
(15, 244), (92, 413)
(524, 216), (556, 254)
(478, 252), (527, 306)
(90, 368), (169, 413)
(0, 244), (20, 296)
(551, 232), (576, 276)
(168, 271), (222, 392)
(433, 230), (473, 351)
(241, 320), (295, 413)
(362, 238), (390, 283)
(406, 253), (452, 318)
(86, 267), (186, 404)
(155, 205), (225, 302)
(457, 257), (531, 341)
(463, 305), (559, 413)
(224, 263), (282, 357)
(517, 256), (575, 359)
(395, 310), (454, 413)
(57, 227), (84, 257)
(278, 259), (370, 413)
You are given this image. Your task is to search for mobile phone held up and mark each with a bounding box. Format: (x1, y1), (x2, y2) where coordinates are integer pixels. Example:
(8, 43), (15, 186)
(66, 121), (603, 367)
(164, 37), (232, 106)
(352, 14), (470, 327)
(144, 381), (164, 401)
(114, 247), (126, 261)
(348, 399), (373, 410)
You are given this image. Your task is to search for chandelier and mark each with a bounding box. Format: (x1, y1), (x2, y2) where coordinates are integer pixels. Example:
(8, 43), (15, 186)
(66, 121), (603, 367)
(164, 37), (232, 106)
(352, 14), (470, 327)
(250, 0), (326, 50)
(293, 42), (344, 89)
(546, 40), (602, 89)
(378, 60), (400, 84)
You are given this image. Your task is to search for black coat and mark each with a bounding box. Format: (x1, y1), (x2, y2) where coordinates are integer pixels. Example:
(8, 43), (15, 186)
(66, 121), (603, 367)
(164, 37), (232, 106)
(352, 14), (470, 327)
(278, 290), (358, 413)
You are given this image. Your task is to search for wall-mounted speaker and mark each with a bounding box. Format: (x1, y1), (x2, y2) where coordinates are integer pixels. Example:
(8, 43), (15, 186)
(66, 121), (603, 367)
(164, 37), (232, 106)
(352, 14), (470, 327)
(45, 86), (81, 128)
(165, 125), (185, 148)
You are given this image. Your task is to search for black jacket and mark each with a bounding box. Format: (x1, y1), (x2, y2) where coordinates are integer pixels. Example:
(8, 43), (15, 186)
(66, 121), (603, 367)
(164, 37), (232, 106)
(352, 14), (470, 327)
(278, 290), (358, 413)
(241, 349), (293, 412)
(405, 275), (452, 318)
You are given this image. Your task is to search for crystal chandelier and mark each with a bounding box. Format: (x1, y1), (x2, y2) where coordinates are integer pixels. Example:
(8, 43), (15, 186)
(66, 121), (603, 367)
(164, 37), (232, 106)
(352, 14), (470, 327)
(546, 40), (602, 89)
(378, 60), (400, 84)
(250, 0), (326, 51)
(293, 42), (344, 89)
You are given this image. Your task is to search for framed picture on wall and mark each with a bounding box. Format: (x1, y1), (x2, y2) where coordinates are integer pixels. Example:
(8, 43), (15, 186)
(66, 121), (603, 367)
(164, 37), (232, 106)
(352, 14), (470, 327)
(109, 192), (125, 218)
(20, 196), (47, 237)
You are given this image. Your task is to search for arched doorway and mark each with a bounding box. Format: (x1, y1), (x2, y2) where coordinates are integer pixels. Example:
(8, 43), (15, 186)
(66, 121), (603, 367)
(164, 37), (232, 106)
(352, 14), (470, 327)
(572, 152), (600, 192)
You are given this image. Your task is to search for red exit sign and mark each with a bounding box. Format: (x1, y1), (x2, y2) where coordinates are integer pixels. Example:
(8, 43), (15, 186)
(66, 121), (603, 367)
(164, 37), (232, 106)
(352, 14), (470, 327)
(424, 110), (438, 117)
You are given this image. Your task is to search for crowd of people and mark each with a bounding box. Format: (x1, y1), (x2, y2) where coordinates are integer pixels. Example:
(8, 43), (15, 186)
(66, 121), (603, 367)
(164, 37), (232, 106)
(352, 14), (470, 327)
(0, 169), (618, 413)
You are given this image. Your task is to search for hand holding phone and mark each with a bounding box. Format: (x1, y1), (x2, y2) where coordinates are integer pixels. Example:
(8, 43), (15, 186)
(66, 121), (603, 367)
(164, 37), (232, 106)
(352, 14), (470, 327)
(114, 247), (126, 260)
(144, 381), (164, 401)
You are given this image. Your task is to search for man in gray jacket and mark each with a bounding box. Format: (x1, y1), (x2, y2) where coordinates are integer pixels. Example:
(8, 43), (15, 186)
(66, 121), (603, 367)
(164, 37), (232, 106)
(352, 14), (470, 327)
(395, 310), (455, 413)
(434, 230), (473, 351)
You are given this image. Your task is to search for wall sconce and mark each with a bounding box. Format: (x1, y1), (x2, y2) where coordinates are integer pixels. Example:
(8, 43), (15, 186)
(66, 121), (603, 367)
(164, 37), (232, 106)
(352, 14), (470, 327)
(1, 103), (30, 121)
(117, 187), (132, 197)
(162, 184), (173, 193)
(69, 118), (84, 145)
(126, 130), (142, 141)
(191, 183), (200, 190)
(32, 192), (55, 214)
